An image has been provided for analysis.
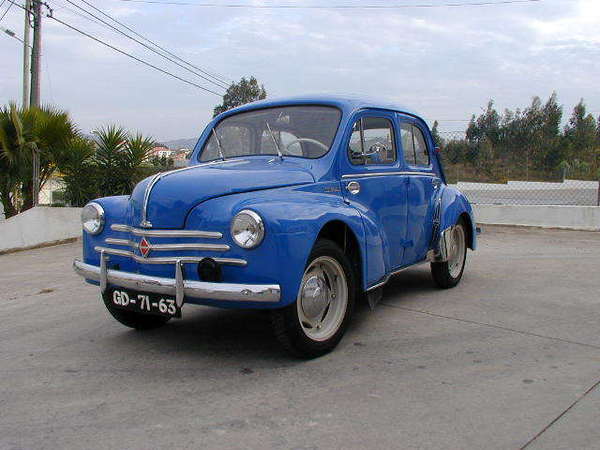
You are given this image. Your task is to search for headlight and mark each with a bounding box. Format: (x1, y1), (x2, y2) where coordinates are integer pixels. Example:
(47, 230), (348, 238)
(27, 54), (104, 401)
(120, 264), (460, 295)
(230, 210), (264, 249)
(81, 202), (105, 235)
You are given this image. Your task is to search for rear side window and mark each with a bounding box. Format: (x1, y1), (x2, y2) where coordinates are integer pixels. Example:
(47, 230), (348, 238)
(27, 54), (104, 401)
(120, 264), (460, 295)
(400, 123), (430, 167)
(348, 117), (396, 166)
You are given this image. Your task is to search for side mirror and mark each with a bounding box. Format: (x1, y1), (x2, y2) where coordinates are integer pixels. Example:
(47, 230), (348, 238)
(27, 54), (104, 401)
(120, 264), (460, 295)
(434, 146), (441, 154)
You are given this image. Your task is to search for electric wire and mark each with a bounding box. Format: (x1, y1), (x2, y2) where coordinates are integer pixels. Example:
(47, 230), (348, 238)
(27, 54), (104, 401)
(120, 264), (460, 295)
(61, 0), (230, 89)
(78, 0), (232, 84)
(5, 0), (225, 95)
(48, 13), (223, 95)
(117, 0), (543, 9)
(0, 0), (14, 21)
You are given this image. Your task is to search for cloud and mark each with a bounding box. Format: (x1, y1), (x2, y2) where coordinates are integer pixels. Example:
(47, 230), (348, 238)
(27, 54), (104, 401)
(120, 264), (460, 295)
(0, 0), (597, 139)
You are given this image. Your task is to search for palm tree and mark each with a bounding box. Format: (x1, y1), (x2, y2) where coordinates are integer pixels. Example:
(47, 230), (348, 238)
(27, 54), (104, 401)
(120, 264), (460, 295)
(57, 136), (97, 207)
(125, 132), (156, 189)
(0, 103), (76, 217)
(93, 125), (157, 197)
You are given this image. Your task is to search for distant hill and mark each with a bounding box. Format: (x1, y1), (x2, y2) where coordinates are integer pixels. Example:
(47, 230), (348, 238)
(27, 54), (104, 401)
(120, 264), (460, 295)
(163, 138), (198, 150)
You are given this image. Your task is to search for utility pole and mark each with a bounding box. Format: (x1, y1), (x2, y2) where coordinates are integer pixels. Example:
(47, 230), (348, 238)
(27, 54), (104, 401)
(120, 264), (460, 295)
(30, 0), (41, 108)
(22, 0), (31, 107)
(30, 0), (42, 206)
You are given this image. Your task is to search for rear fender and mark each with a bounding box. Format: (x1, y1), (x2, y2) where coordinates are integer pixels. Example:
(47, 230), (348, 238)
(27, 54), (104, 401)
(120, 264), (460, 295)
(439, 186), (477, 250)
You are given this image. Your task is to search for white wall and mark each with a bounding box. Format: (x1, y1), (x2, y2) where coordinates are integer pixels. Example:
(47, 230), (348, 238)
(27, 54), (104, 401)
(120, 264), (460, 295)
(0, 204), (597, 254)
(0, 207), (82, 253)
(474, 204), (600, 231)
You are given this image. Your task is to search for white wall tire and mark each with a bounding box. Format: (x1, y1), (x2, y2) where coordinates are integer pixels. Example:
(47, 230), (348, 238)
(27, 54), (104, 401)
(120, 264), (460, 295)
(271, 239), (355, 358)
(431, 218), (468, 289)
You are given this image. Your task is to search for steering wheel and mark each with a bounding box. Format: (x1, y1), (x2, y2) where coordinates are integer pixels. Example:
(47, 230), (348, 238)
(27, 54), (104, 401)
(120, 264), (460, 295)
(284, 138), (329, 155)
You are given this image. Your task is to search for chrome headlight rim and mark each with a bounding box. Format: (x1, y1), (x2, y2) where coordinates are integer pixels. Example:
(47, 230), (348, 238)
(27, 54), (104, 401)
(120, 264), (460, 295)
(82, 202), (105, 235)
(230, 209), (265, 249)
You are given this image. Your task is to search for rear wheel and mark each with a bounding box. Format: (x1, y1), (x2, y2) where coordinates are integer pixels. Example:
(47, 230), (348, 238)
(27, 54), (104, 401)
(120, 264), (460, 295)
(271, 239), (355, 358)
(431, 218), (467, 289)
(102, 292), (170, 330)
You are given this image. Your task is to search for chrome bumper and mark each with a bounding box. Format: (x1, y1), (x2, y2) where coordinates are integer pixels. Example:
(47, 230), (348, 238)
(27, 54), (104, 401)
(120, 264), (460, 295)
(73, 257), (280, 304)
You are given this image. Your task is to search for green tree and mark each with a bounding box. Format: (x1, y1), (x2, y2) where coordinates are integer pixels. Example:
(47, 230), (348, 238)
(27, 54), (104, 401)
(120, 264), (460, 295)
(563, 99), (597, 173)
(0, 103), (76, 217)
(58, 126), (157, 206)
(213, 76), (267, 117)
(431, 120), (444, 149)
(93, 125), (157, 198)
(57, 136), (98, 207)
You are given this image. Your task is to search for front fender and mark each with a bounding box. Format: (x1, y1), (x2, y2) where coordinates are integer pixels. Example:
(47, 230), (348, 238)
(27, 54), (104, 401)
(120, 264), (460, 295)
(185, 183), (367, 307)
(439, 186), (477, 250)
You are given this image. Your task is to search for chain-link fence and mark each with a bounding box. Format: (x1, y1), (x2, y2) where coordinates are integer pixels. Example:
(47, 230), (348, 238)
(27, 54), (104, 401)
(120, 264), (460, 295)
(437, 131), (600, 206)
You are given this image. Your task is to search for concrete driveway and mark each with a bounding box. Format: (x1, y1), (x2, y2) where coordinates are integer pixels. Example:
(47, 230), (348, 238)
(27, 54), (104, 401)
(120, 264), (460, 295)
(1, 226), (599, 449)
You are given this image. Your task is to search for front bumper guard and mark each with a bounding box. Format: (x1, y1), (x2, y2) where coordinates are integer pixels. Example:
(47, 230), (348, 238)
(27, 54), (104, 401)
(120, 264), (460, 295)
(73, 254), (280, 305)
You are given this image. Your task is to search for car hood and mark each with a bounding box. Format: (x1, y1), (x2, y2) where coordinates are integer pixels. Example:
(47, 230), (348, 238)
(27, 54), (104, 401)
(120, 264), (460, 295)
(129, 158), (315, 229)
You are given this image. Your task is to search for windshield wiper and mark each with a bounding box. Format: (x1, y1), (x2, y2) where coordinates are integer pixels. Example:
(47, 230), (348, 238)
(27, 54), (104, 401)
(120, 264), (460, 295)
(211, 127), (226, 161)
(265, 121), (283, 160)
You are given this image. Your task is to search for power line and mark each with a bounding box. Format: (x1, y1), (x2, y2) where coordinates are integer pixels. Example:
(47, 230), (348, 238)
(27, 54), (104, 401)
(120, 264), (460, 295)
(117, 0), (543, 8)
(46, 12), (224, 95)
(61, 0), (230, 89)
(0, 0), (14, 20)
(78, 0), (232, 85)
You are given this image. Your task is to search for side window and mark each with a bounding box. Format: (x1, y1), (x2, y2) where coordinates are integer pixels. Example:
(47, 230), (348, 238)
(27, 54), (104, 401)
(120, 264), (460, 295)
(399, 123), (430, 167)
(400, 123), (415, 165)
(412, 126), (430, 166)
(348, 117), (396, 166)
(348, 120), (363, 165)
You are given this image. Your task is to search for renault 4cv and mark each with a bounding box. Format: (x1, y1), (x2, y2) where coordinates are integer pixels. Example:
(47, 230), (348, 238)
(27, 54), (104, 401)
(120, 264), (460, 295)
(74, 96), (476, 358)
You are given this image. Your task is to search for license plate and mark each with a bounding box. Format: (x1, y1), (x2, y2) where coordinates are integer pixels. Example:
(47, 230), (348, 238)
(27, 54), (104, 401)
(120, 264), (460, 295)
(109, 288), (181, 318)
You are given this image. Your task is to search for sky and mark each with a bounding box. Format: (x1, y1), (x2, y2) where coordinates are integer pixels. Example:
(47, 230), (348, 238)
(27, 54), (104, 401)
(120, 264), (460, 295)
(0, 0), (599, 142)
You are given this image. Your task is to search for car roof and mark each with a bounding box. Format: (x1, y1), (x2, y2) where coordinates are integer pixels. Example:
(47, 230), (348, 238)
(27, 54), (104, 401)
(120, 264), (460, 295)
(217, 94), (422, 121)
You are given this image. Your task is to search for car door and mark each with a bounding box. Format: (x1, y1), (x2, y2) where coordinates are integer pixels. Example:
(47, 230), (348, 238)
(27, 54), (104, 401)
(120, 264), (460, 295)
(397, 116), (441, 265)
(341, 111), (409, 273)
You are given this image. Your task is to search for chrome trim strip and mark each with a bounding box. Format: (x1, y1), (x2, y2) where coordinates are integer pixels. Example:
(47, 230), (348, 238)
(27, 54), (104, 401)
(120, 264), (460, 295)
(105, 238), (137, 248)
(140, 172), (162, 228)
(73, 259), (279, 303)
(139, 159), (247, 228)
(341, 171), (436, 179)
(104, 238), (229, 252)
(175, 260), (184, 307)
(94, 246), (247, 267)
(111, 224), (222, 239)
(100, 250), (108, 293)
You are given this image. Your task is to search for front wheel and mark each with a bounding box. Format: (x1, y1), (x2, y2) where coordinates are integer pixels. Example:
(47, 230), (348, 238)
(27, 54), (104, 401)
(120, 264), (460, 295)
(431, 218), (468, 289)
(271, 239), (355, 358)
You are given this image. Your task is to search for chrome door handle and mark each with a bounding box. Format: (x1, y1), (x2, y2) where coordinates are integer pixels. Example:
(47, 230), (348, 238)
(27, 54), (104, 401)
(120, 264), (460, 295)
(346, 181), (360, 195)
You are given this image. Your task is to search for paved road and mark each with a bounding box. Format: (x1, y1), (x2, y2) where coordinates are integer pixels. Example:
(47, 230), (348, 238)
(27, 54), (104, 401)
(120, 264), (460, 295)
(1, 227), (599, 449)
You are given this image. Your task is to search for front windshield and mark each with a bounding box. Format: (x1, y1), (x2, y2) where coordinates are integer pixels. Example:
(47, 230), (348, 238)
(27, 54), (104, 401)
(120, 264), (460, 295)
(200, 106), (342, 162)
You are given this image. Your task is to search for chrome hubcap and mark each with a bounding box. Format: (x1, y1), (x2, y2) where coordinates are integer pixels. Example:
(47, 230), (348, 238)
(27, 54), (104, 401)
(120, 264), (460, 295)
(297, 256), (348, 341)
(448, 225), (466, 278)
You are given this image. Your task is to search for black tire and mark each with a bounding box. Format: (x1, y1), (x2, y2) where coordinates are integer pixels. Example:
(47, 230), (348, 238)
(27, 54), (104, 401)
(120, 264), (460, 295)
(102, 292), (170, 330)
(431, 218), (468, 289)
(271, 239), (356, 358)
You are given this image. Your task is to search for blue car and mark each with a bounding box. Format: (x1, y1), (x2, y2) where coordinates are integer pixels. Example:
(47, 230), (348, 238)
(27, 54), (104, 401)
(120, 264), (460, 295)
(74, 95), (476, 358)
